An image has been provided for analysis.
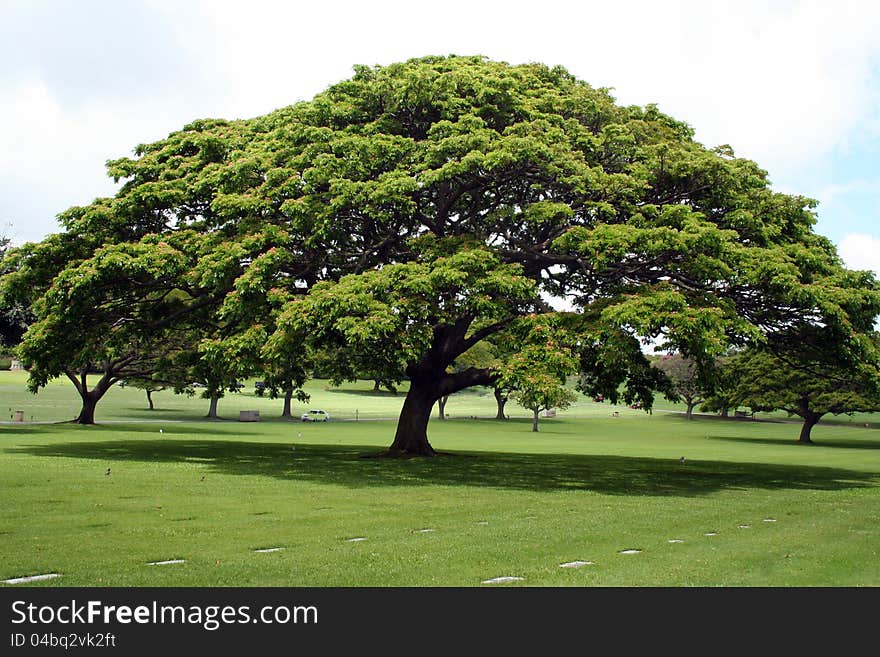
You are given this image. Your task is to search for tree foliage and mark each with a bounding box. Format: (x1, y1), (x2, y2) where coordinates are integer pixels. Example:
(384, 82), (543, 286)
(732, 340), (880, 443)
(0, 235), (33, 348)
(496, 319), (579, 431)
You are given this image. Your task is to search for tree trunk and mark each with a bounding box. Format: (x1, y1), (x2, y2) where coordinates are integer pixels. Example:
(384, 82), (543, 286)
(494, 387), (507, 420)
(67, 369), (114, 425)
(720, 407), (729, 418)
(437, 395), (449, 420)
(390, 378), (438, 456)
(75, 391), (100, 424)
(685, 401), (695, 420)
(373, 379), (381, 393)
(532, 408), (540, 432)
(281, 387), (293, 419)
(146, 389), (155, 411)
(799, 412), (822, 444)
(206, 395), (219, 419)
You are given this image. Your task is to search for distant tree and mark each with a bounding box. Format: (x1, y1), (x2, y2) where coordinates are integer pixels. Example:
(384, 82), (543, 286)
(480, 337), (516, 420)
(0, 235), (33, 348)
(509, 367), (578, 432)
(496, 322), (579, 431)
(176, 340), (247, 420)
(653, 353), (712, 419)
(125, 377), (167, 410)
(732, 344), (880, 443)
(371, 379), (397, 394)
(699, 355), (739, 418)
(256, 365), (311, 419)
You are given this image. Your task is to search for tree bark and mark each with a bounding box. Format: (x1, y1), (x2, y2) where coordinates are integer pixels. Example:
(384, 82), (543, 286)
(532, 408), (540, 432)
(386, 330), (493, 455)
(494, 387), (508, 420)
(282, 387), (293, 419)
(390, 378), (438, 455)
(146, 389), (155, 410)
(207, 395), (220, 419)
(437, 395), (449, 420)
(685, 400), (695, 420)
(798, 412), (822, 444)
(75, 391), (100, 424)
(66, 368), (114, 425)
(720, 407), (729, 418)
(373, 379), (381, 393)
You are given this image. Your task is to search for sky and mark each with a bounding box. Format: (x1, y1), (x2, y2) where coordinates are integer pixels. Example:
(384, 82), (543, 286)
(1, 0), (879, 273)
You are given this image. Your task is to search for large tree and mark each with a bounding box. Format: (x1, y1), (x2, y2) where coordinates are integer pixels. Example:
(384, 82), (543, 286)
(3, 56), (878, 448)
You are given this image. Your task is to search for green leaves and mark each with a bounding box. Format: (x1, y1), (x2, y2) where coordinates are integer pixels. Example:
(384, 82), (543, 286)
(731, 346), (880, 421)
(495, 320), (579, 419)
(267, 248), (540, 384)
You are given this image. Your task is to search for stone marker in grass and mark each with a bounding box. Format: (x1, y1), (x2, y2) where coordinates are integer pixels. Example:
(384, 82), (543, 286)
(2, 573), (61, 584)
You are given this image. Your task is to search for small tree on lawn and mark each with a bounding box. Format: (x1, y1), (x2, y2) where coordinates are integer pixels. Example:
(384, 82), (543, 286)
(126, 377), (167, 410)
(496, 321), (579, 431)
(513, 370), (578, 432)
(653, 353), (714, 419)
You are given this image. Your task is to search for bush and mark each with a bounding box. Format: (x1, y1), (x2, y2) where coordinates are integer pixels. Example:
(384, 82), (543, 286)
(0, 356), (12, 370)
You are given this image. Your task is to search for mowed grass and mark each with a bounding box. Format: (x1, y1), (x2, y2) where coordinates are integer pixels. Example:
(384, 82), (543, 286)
(2, 371), (880, 586)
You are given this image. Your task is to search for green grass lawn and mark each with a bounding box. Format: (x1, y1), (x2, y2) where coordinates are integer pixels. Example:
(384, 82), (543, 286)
(2, 370), (880, 586)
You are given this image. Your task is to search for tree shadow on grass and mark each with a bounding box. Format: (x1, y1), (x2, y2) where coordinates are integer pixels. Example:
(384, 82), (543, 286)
(709, 435), (880, 450)
(324, 388), (401, 397)
(7, 439), (880, 497)
(0, 423), (245, 437)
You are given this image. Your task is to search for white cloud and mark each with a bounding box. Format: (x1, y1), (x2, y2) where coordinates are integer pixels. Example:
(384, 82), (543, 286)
(147, 0), (880, 180)
(0, 80), (114, 186)
(838, 233), (880, 275)
(0, 78), (213, 242)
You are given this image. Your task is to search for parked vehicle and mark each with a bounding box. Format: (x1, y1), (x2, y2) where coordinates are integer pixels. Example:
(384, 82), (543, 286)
(301, 409), (330, 422)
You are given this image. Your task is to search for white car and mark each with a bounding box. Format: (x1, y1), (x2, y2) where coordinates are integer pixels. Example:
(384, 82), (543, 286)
(301, 409), (330, 422)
